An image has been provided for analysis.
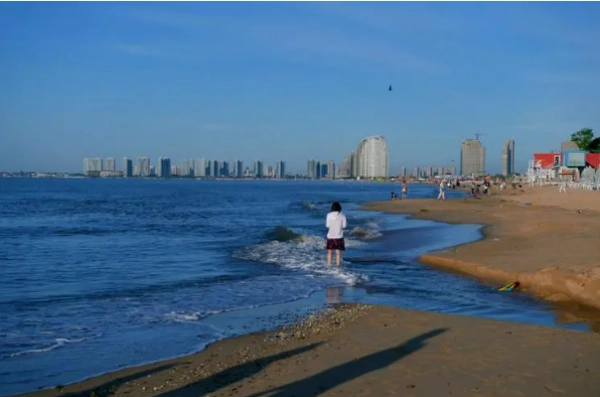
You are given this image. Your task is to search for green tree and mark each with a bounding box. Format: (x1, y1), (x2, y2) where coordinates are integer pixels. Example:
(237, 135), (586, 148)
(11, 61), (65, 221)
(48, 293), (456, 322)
(589, 137), (600, 153)
(570, 128), (594, 150)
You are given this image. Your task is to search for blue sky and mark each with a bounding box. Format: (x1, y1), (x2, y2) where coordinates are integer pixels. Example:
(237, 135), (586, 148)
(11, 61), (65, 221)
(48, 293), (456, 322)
(1, 2), (600, 174)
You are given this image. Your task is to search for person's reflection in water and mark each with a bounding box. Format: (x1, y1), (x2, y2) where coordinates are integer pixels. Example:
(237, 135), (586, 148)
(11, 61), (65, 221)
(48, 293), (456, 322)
(325, 287), (344, 305)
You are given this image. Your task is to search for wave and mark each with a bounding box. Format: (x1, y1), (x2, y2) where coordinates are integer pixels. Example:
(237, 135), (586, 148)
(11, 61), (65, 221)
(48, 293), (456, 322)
(301, 201), (319, 211)
(5, 335), (100, 359)
(233, 222), (381, 286)
(0, 274), (252, 307)
(264, 226), (303, 242)
(163, 290), (322, 324)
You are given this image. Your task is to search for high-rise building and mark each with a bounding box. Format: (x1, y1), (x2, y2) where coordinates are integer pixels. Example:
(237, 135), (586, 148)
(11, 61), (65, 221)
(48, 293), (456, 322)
(327, 160), (336, 180)
(412, 166), (420, 178)
(105, 158), (116, 172)
(123, 157), (133, 177)
(307, 159), (317, 179)
(194, 158), (206, 177)
(83, 158), (102, 176)
(501, 140), (515, 176)
(137, 157), (151, 177)
(460, 138), (486, 176)
(320, 163), (328, 178)
(275, 160), (286, 179)
(340, 153), (354, 178)
(157, 157), (171, 178)
(235, 160), (243, 178)
(306, 159), (321, 179)
(253, 161), (264, 178)
(355, 135), (389, 178)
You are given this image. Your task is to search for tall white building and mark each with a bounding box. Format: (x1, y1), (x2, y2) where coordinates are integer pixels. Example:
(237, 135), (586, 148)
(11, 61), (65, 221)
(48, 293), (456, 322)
(137, 157), (150, 177)
(83, 158), (102, 175)
(105, 158), (116, 172)
(501, 140), (515, 176)
(460, 138), (486, 176)
(194, 158), (206, 177)
(355, 135), (389, 178)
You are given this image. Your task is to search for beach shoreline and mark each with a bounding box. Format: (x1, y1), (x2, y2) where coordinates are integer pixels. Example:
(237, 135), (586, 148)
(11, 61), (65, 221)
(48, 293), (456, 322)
(7, 185), (600, 397)
(12, 303), (600, 397)
(363, 186), (600, 314)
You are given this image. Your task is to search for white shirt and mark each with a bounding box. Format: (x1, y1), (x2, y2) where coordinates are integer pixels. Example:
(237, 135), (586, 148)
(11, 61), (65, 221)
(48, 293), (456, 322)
(326, 211), (347, 239)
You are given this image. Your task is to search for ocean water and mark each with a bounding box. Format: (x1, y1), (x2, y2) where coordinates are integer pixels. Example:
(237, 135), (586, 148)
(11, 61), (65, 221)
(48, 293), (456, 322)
(0, 179), (590, 396)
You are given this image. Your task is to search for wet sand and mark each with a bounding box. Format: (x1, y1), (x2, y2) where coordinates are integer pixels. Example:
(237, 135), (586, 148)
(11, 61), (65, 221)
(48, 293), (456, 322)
(15, 304), (600, 397)
(365, 185), (600, 312)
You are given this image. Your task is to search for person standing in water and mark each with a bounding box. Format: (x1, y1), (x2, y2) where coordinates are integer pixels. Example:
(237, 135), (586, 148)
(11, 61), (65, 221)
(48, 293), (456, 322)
(325, 201), (347, 266)
(437, 180), (446, 200)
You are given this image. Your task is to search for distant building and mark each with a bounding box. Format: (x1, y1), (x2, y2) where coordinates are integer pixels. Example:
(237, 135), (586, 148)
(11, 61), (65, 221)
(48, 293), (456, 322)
(83, 158), (102, 176)
(105, 158), (116, 172)
(411, 167), (420, 178)
(157, 157), (171, 178)
(327, 160), (336, 180)
(561, 140), (579, 152)
(235, 160), (243, 178)
(501, 140), (515, 176)
(320, 163), (328, 179)
(355, 135), (389, 178)
(275, 160), (286, 179)
(340, 153), (354, 178)
(137, 157), (150, 177)
(460, 138), (486, 176)
(194, 158), (206, 177)
(123, 157), (133, 177)
(307, 159), (321, 179)
(253, 160), (264, 178)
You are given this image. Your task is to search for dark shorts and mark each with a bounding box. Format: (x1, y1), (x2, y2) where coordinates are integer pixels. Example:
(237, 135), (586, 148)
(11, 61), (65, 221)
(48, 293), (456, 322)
(326, 238), (345, 251)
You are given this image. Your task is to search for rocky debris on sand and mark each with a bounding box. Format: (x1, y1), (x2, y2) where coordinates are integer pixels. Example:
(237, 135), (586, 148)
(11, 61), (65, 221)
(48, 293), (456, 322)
(264, 304), (372, 344)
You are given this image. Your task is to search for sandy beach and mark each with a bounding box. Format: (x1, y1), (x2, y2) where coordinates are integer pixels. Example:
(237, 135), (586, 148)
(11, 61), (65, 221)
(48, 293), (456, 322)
(365, 185), (600, 314)
(14, 303), (600, 397)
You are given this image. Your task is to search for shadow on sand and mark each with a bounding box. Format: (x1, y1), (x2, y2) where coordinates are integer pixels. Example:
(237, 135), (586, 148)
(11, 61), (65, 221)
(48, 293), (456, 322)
(51, 364), (178, 397)
(156, 342), (323, 397)
(247, 328), (448, 397)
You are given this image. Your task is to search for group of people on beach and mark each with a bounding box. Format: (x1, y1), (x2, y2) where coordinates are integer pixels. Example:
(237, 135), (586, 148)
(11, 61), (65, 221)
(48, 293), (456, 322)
(390, 180), (409, 201)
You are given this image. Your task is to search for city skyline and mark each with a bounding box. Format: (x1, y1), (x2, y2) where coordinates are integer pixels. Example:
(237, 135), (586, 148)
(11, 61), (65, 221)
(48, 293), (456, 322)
(2, 3), (599, 174)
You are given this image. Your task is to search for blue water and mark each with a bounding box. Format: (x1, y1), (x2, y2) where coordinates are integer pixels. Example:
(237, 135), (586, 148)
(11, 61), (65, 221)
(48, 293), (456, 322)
(0, 179), (590, 396)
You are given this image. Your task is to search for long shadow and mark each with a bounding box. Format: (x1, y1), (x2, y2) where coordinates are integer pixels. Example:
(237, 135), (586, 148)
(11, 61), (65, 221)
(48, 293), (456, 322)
(51, 364), (178, 397)
(247, 328), (448, 397)
(156, 342), (323, 397)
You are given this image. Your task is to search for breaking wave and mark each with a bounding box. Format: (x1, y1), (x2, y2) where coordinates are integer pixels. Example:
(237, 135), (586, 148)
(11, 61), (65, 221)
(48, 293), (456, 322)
(233, 220), (384, 286)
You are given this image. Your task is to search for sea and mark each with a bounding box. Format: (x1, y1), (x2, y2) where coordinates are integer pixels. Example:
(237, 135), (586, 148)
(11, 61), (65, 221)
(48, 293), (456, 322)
(0, 179), (592, 396)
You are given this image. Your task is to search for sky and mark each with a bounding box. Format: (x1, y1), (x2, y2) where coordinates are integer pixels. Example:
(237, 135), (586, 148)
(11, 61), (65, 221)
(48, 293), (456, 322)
(1, 2), (600, 174)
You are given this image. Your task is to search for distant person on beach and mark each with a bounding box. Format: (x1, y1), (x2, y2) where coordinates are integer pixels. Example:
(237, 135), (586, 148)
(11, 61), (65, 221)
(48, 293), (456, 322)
(325, 201), (347, 267)
(437, 180), (446, 200)
(401, 181), (408, 199)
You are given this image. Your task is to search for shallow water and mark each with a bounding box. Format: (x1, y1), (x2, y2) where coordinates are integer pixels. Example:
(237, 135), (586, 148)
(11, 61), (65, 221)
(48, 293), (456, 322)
(0, 179), (591, 395)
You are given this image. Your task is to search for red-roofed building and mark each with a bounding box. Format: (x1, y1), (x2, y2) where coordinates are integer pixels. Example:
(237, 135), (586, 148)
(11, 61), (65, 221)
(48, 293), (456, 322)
(586, 153), (600, 169)
(533, 153), (561, 169)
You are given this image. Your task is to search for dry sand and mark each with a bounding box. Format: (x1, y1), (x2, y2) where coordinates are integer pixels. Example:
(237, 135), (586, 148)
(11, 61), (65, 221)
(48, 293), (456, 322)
(15, 304), (600, 397)
(365, 185), (600, 314)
